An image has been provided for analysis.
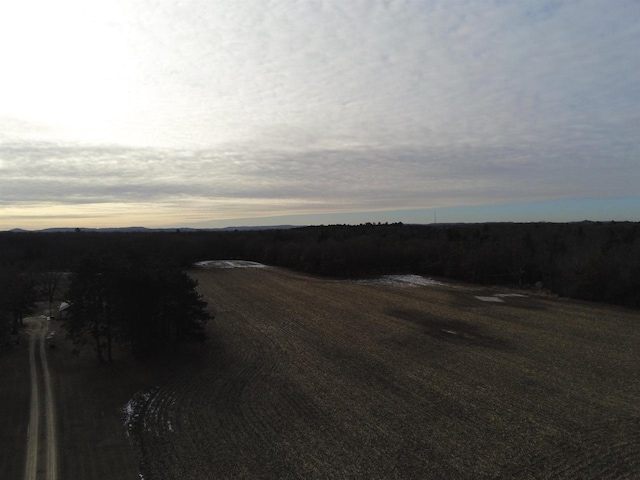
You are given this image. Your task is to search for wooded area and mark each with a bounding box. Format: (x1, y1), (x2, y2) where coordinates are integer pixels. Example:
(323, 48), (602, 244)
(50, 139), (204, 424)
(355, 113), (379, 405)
(63, 256), (210, 360)
(1, 221), (638, 350)
(0, 240), (211, 359)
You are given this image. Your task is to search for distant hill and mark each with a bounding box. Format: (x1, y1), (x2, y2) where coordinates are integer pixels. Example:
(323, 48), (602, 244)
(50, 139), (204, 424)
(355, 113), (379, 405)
(6, 225), (299, 233)
(217, 225), (298, 231)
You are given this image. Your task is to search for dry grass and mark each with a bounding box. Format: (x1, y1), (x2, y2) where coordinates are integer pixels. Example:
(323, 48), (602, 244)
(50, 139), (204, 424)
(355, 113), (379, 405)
(0, 334), (31, 479)
(47, 316), (193, 479)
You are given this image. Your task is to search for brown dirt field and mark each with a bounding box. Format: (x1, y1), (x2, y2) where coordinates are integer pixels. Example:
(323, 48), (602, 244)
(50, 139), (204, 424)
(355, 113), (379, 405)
(125, 267), (640, 479)
(4, 267), (638, 479)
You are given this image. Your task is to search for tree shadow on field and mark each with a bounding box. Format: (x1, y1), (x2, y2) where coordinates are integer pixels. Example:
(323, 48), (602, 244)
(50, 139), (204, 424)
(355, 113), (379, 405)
(386, 308), (510, 350)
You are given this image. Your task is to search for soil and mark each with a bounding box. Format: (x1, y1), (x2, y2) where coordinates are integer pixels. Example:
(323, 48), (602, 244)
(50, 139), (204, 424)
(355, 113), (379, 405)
(4, 266), (638, 479)
(127, 267), (640, 479)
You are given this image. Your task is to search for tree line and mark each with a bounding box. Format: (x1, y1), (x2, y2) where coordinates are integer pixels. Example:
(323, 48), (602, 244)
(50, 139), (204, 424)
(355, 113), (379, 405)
(0, 240), (211, 359)
(1, 221), (639, 345)
(224, 222), (640, 306)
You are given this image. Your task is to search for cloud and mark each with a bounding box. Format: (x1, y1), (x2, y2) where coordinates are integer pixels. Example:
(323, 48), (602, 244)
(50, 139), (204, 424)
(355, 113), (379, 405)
(0, 0), (639, 227)
(2, 138), (637, 215)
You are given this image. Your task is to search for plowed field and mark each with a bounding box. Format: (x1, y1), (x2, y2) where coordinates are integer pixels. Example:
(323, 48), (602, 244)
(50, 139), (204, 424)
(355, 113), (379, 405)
(129, 266), (640, 479)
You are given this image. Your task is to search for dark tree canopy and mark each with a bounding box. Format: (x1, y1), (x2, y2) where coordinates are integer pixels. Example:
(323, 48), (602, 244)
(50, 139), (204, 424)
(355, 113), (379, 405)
(0, 268), (36, 334)
(63, 256), (212, 361)
(1, 221), (639, 307)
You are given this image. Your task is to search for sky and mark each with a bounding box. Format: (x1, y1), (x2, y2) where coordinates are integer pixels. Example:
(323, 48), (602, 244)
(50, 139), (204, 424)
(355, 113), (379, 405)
(1, 0), (639, 230)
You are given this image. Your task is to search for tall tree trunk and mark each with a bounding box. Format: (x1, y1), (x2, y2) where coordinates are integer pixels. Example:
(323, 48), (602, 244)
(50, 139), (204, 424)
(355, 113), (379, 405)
(93, 320), (103, 362)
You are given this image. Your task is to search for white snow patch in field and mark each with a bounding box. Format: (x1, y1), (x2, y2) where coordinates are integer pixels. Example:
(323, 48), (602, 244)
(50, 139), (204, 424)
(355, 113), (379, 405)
(167, 421), (174, 432)
(195, 260), (266, 269)
(357, 274), (446, 287)
(441, 329), (458, 335)
(494, 293), (527, 298)
(123, 387), (159, 438)
(475, 296), (505, 303)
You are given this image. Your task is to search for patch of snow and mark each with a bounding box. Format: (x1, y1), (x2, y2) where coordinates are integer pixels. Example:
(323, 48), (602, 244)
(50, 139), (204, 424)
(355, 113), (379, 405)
(195, 260), (266, 269)
(441, 329), (458, 335)
(357, 274), (446, 288)
(475, 296), (505, 303)
(167, 421), (174, 432)
(494, 293), (527, 298)
(123, 387), (159, 438)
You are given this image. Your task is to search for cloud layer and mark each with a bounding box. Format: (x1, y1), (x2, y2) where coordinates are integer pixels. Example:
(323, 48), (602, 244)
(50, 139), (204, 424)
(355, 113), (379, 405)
(1, 0), (639, 227)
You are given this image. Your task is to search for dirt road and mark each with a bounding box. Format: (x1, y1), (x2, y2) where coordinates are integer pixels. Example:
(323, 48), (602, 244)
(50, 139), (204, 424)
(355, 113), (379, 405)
(24, 318), (57, 480)
(128, 267), (640, 479)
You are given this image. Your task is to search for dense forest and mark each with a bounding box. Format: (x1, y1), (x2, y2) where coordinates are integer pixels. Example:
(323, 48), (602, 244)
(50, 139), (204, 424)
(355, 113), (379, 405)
(0, 222), (639, 344)
(63, 255), (210, 360)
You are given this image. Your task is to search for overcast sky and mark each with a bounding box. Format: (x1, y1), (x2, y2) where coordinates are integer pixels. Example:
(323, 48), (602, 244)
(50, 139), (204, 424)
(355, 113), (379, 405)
(1, 0), (639, 229)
